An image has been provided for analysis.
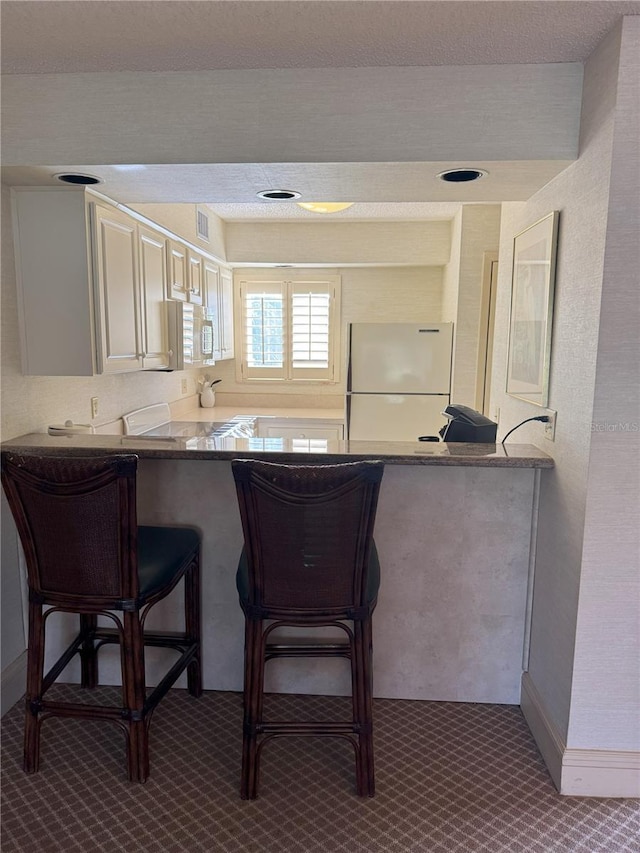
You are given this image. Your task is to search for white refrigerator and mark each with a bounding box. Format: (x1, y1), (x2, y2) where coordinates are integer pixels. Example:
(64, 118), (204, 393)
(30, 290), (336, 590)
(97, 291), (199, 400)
(346, 322), (453, 441)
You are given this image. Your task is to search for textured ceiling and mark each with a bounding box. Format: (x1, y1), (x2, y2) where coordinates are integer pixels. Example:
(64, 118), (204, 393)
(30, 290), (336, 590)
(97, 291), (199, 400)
(0, 161), (573, 219)
(2, 1), (640, 74)
(2, 1), (638, 221)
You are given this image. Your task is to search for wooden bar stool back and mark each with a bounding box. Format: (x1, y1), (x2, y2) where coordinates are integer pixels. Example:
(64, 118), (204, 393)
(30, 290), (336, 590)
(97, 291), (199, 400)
(1, 451), (202, 783)
(232, 459), (384, 799)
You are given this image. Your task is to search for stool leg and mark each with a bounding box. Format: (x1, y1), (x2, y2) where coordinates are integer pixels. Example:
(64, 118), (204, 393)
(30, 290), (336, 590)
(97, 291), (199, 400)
(121, 611), (149, 783)
(79, 614), (98, 689)
(360, 617), (375, 797)
(241, 617), (263, 799)
(353, 618), (375, 797)
(349, 624), (365, 795)
(184, 554), (202, 698)
(23, 601), (45, 774)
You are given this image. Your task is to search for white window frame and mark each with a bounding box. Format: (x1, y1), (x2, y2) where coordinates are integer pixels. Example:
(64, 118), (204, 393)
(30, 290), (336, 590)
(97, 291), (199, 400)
(235, 273), (341, 383)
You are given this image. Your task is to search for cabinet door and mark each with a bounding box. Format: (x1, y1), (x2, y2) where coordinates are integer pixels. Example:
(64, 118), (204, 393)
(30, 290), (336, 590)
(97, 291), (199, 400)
(219, 267), (235, 360)
(168, 241), (188, 301)
(187, 250), (204, 304)
(92, 204), (142, 373)
(12, 188), (96, 376)
(203, 260), (222, 359)
(138, 226), (170, 370)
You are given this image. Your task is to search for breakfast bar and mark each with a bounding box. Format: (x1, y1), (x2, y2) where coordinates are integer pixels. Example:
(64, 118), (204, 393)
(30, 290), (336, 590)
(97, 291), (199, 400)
(2, 426), (552, 706)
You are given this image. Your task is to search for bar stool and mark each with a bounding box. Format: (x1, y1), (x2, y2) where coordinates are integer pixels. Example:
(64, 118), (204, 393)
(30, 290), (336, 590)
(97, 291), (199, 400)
(0, 451), (202, 783)
(232, 459), (384, 799)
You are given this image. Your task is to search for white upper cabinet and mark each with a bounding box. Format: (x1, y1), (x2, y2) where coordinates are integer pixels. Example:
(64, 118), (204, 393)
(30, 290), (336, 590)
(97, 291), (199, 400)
(92, 203), (143, 373)
(168, 240), (189, 301)
(138, 226), (171, 370)
(203, 260), (235, 361)
(219, 267), (235, 361)
(203, 259), (221, 358)
(11, 189), (96, 375)
(187, 250), (204, 304)
(11, 187), (230, 376)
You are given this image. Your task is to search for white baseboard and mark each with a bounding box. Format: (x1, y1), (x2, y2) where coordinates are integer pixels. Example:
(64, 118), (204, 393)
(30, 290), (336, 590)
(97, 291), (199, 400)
(1, 651), (26, 717)
(521, 672), (640, 798)
(562, 749), (640, 798)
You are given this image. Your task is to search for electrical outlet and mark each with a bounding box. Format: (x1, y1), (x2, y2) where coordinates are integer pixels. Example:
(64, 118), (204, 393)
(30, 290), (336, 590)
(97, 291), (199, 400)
(544, 409), (557, 441)
(181, 379), (189, 394)
(493, 407), (500, 424)
(90, 397), (99, 419)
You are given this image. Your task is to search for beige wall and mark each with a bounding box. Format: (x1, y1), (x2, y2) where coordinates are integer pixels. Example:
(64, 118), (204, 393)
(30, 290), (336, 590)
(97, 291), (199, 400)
(225, 220), (451, 266)
(570, 16), (640, 750)
(448, 204), (502, 407)
(490, 19), (639, 756)
(441, 208), (462, 325)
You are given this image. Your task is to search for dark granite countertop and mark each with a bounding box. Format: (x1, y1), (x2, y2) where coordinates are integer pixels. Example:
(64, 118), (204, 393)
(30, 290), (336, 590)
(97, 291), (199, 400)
(1, 431), (554, 468)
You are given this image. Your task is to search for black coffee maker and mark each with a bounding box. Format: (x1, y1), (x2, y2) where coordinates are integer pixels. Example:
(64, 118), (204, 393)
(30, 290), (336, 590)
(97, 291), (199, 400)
(438, 404), (497, 442)
(419, 404), (498, 443)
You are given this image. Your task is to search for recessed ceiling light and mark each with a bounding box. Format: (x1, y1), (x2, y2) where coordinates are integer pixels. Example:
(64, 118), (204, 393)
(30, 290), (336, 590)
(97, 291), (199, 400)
(257, 189), (302, 200)
(297, 202), (354, 214)
(437, 169), (488, 183)
(54, 172), (103, 185)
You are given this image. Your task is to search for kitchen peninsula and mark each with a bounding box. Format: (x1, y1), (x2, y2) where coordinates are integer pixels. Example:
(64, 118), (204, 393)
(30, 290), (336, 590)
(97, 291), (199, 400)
(2, 418), (552, 707)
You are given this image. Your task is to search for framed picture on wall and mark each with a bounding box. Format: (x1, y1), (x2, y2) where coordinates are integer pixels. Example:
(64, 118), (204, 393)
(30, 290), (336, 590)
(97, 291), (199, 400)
(506, 211), (559, 407)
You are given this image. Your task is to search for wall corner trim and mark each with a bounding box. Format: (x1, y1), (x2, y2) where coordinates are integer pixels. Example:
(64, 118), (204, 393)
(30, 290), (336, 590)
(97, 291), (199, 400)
(521, 672), (640, 798)
(1, 650), (26, 717)
(521, 671), (564, 790)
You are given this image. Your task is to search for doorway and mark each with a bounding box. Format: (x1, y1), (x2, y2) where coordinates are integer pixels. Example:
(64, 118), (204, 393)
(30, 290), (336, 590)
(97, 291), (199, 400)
(475, 252), (499, 416)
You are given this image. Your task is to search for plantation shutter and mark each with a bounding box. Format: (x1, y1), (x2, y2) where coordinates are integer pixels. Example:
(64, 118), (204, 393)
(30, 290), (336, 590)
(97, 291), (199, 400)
(238, 276), (339, 382)
(290, 280), (335, 381)
(240, 280), (286, 380)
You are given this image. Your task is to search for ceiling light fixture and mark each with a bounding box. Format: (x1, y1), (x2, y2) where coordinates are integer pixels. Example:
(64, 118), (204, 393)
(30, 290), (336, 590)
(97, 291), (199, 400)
(297, 202), (354, 214)
(437, 169), (487, 183)
(257, 189), (301, 200)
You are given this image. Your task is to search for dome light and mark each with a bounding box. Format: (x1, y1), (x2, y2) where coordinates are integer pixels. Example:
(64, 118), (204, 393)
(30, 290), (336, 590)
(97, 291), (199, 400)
(297, 202), (354, 214)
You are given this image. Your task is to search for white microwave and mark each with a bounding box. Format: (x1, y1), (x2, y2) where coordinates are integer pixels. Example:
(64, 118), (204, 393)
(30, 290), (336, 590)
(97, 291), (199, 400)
(167, 302), (215, 370)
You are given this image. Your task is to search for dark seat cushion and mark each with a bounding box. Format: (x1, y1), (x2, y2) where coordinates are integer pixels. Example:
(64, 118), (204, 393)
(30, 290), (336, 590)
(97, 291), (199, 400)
(236, 539), (380, 607)
(137, 526), (200, 598)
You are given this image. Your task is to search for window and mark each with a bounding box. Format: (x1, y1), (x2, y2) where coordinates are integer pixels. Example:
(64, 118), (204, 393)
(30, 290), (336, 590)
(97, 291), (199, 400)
(237, 276), (341, 382)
